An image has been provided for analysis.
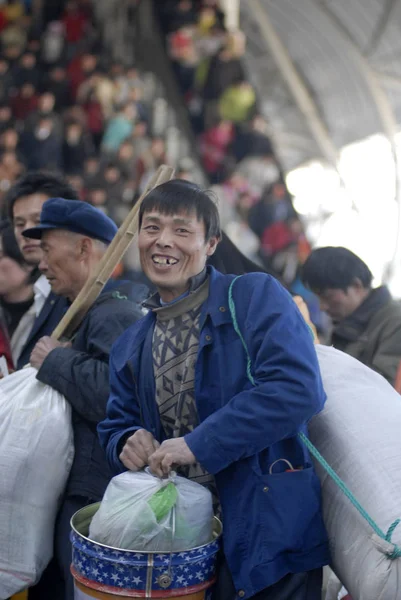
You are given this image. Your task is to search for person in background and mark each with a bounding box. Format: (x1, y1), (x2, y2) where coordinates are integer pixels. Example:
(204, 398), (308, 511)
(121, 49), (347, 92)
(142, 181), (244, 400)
(101, 102), (136, 153)
(62, 119), (95, 174)
(6, 170), (79, 368)
(99, 179), (329, 600)
(302, 246), (401, 385)
(19, 116), (63, 170)
(0, 220), (30, 369)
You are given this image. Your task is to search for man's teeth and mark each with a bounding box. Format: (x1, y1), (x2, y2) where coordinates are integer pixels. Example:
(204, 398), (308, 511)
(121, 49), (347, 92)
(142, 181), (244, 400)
(153, 257), (178, 265)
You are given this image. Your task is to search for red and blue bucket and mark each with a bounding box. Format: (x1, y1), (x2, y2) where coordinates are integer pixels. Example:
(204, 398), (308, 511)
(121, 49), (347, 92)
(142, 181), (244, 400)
(70, 503), (222, 599)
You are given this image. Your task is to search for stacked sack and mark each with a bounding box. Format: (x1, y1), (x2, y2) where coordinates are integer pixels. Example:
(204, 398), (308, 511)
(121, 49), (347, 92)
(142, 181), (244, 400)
(310, 345), (401, 600)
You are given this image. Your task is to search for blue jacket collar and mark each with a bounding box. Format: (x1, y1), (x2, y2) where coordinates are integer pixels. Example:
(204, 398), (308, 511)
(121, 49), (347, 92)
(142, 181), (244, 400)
(201, 266), (236, 328)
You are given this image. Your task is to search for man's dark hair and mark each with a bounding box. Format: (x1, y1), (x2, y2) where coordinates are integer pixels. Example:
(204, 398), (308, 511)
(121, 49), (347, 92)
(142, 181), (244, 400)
(302, 246), (373, 292)
(139, 179), (222, 241)
(6, 171), (79, 220)
(0, 220), (25, 265)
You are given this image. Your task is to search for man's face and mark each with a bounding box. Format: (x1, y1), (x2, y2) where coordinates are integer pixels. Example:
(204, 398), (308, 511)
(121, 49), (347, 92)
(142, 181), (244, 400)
(39, 93), (55, 113)
(138, 210), (218, 302)
(316, 286), (365, 323)
(39, 230), (83, 299)
(14, 193), (48, 265)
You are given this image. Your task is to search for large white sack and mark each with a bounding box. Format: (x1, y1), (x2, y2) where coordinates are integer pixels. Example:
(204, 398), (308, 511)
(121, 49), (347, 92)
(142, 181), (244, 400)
(89, 470), (214, 552)
(310, 345), (401, 600)
(0, 367), (74, 599)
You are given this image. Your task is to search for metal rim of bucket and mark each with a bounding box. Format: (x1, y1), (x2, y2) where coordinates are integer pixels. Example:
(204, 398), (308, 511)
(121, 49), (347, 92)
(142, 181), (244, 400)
(70, 502), (222, 555)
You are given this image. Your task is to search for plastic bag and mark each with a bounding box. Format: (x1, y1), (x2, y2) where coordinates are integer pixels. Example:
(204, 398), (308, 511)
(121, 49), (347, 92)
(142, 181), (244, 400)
(89, 470), (214, 552)
(0, 367), (74, 600)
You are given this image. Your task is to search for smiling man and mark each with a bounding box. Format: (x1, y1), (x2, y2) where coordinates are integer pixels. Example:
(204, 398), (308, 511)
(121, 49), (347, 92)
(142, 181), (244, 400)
(23, 197), (147, 600)
(99, 179), (329, 600)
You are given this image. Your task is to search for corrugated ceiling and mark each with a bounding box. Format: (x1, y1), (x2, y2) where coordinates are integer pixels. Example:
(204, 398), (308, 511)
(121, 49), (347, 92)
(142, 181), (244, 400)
(241, 0), (401, 171)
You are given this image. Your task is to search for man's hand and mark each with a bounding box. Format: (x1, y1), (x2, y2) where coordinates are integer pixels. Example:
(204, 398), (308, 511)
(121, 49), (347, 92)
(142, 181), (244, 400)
(148, 437), (196, 478)
(120, 429), (160, 472)
(30, 337), (71, 370)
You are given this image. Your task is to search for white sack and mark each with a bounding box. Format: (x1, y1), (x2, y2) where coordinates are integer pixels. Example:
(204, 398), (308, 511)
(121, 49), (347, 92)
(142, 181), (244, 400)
(89, 470), (213, 552)
(310, 345), (401, 600)
(0, 367), (74, 599)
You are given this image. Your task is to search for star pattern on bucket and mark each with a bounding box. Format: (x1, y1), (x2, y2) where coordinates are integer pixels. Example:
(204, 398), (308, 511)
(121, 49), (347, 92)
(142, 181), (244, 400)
(71, 532), (219, 592)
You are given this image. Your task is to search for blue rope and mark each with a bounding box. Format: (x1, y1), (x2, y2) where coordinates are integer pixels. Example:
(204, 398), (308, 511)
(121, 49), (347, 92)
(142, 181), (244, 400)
(228, 277), (401, 560)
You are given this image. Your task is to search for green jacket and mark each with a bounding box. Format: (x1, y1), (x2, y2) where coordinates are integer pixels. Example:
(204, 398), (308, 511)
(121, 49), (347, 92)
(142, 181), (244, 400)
(331, 286), (401, 385)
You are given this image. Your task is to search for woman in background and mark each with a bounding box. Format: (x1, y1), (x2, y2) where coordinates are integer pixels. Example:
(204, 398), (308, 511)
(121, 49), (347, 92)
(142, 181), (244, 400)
(0, 221), (34, 369)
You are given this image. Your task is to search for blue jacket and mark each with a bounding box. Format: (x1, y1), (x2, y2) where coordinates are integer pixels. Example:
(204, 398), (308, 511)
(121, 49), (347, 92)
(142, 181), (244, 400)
(38, 280), (147, 500)
(98, 268), (330, 598)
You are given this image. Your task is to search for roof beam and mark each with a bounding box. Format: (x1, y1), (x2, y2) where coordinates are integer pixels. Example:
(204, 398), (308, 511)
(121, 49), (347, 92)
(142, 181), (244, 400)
(246, 0), (341, 173)
(315, 0), (401, 281)
(365, 0), (399, 55)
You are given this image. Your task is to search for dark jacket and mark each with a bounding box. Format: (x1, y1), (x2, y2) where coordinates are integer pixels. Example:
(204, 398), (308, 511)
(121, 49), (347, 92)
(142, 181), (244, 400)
(17, 292), (68, 369)
(208, 231), (267, 274)
(37, 280), (147, 500)
(203, 55), (245, 101)
(331, 286), (401, 385)
(20, 130), (63, 171)
(99, 268), (329, 598)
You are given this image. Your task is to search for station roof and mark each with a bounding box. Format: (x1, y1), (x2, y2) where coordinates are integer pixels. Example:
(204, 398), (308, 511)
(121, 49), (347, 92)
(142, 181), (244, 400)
(241, 0), (401, 171)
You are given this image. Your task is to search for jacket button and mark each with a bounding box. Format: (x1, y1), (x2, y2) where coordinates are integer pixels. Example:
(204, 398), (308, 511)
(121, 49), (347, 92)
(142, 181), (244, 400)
(219, 306), (226, 312)
(205, 335), (212, 341)
(50, 300), (55, 305)
(263, 486), (269, 493)
(238, 591), (245, 598)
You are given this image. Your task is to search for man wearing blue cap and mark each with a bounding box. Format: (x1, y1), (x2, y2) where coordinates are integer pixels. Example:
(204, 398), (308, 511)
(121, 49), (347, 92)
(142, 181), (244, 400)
(24, 197), (147, 600)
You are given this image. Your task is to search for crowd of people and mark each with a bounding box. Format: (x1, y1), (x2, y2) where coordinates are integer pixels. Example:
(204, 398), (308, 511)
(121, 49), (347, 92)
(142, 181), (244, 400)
(0, 0), (189, 229)
(0, 0), (197, 371)
(157, 0), (313, 295)
(0, 4), (400, 600)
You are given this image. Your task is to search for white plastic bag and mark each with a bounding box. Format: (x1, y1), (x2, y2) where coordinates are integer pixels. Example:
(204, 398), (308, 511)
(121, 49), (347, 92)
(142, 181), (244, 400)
(89, 470), (214, 552)
(0, 367), (74, 599)
(310, 345), (401, 600)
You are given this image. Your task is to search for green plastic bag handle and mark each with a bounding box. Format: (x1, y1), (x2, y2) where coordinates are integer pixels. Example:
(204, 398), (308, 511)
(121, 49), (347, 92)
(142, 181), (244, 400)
(148, 482), (178, 522)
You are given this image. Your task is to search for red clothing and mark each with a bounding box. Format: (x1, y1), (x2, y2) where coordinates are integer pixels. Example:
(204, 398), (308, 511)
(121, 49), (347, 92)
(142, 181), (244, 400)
(10, 93), (39, 120)
(67, 55), (87, 100)
(200, 123), (234, 174)
(62, 10), (88, 43)
(0, 10), (8, 32)
(83, 100), (104, 134)
(261, 221), (294, 255)
(0, 321), (13, 372)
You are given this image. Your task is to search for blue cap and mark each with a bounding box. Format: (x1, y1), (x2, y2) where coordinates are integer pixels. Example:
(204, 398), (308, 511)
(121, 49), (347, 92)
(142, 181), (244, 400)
(23, 197), (118, 244)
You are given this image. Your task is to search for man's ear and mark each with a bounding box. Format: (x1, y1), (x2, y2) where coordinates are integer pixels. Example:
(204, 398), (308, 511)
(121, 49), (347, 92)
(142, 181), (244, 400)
(206, 235), (220, 257)
(79, 236), (93, 259)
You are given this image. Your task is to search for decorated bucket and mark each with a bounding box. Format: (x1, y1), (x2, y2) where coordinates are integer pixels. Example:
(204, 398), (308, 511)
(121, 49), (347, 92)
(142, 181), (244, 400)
(70, 503), (222, 599)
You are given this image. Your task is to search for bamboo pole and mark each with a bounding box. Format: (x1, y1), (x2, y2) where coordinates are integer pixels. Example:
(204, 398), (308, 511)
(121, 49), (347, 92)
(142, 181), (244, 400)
(51, 165), (175, 340)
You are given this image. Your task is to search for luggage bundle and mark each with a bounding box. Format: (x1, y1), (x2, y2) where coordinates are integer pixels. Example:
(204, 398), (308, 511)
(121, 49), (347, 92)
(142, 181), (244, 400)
(0, 367), (73, 599)
(311, 345), (401, 600)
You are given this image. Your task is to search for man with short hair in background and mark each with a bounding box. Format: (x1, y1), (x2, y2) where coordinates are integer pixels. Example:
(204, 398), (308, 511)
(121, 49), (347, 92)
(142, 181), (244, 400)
(6, 170), (78, 368)
(302, 246), (401, 385)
